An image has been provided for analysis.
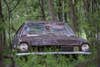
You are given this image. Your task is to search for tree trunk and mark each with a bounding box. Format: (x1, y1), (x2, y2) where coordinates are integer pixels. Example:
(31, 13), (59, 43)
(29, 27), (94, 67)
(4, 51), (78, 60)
(96, 11), (100, 65)
(57, 0), (63, 22)
(83, 0), (90, 18)
(69, 0), (78, 34)
(39, 0), (46, 20)
(96, 39), (100, 67)
(0, 0), (5, 66)
(48, 0), (57, 21)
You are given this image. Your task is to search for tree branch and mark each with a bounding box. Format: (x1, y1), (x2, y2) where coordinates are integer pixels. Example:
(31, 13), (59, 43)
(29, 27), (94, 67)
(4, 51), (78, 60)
(3, 0), (21, 15)
(10, 0), (22, 13)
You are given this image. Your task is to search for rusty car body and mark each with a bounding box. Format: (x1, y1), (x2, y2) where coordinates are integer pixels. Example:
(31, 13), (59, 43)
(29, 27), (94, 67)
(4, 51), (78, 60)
(12, 21), (91, 55)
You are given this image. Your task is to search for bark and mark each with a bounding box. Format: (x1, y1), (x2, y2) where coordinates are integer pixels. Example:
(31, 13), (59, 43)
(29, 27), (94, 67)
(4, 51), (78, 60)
(96, 15), (100, 67)
(57, 0), (63, 22)
(0, 0), (4, 21)
(69, 0), (78, 33)
(0, 0), (4, 55)
(39, 0), (46, 20)
(62, 0), (66, 22)
(0, 1), (15, 67)
(48, 0), (57, 21)
(0, 0), (5, 66)
(83, 0), (90, 13)
(96, 40), (100, 67)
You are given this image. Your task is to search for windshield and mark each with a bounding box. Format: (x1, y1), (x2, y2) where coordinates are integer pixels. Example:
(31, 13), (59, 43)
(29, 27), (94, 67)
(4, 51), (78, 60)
(49, 24), (75, 36)
(22, 22), (75, 36)
(45, 24), (75, 36)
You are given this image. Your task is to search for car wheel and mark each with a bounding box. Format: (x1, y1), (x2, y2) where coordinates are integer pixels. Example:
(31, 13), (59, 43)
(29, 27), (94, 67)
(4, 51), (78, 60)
(19, 43), (29, 52)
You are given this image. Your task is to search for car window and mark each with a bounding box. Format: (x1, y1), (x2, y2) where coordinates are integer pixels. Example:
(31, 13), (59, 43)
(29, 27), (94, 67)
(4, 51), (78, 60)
(45, 23), (75, 36)
(51, 25), (65, 32)
(64, 23), (75, 36)
(23, 23), (45, 34)
(51, 25), (70, 35)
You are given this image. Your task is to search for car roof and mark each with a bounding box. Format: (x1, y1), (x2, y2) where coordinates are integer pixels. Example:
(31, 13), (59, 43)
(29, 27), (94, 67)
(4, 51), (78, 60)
(24, 21), (65, 25)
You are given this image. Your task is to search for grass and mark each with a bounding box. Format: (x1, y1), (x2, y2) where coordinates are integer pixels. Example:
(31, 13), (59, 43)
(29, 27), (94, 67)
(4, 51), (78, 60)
(13, 54), (96, 67)
(3, 47), (97, 67)
(15, 55), (74, 67)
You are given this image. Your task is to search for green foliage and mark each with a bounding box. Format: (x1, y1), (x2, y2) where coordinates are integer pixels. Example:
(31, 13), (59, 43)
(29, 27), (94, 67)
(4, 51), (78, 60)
(14, 54), (96, 67)
(1, 0), (100, 67)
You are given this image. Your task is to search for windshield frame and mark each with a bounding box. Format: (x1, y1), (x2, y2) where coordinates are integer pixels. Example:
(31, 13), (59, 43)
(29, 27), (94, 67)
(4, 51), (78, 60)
(21, 22), (75, 36)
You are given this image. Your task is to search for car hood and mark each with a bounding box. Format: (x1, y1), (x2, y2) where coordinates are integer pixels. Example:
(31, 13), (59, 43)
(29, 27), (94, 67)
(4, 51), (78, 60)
(20, 34), (87, 46)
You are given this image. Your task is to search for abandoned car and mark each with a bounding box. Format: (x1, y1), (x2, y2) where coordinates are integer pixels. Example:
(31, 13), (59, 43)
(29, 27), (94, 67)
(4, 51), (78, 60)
(12, 21), (90, 55)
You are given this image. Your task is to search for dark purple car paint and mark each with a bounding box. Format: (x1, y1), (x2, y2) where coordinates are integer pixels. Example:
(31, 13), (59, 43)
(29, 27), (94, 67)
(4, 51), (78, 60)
(12, 21), (90, 53)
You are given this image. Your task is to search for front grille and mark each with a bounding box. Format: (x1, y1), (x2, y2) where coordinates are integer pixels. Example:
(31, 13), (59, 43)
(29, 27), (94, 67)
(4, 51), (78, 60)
(61, 46), (73, 51)
(30, 46), (60, 52)
(29, 45), (74, 52)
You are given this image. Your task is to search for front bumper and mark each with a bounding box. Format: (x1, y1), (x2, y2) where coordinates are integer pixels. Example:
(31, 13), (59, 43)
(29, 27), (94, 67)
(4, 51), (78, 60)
(16, 51), (91, 56)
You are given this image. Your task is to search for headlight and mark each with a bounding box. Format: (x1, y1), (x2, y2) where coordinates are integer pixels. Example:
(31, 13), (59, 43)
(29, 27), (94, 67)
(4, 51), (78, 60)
(81, 44), (89, 51)
(18, 43), (28, 52)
